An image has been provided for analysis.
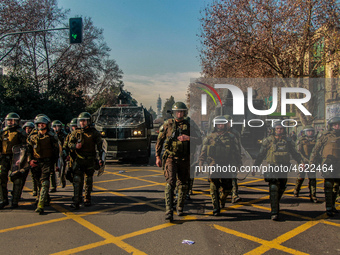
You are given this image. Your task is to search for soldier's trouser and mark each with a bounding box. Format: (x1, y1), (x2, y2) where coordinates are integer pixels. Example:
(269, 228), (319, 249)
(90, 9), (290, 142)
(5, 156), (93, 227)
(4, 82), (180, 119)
(295, 171), (316, 197)
(164, 157), (190, 210)
(324, 178), (340, 212)
(33, 160), (53, 209)
(50, 167), (57, 189)
(11, 175), (23, 205)
(165, 183), (174, 214)
(268, 178), (287, 215)
(210, 178), (232, 210)
(232, 178), (239, 197)
(73, 158), (95, 204)
(0, 156), (12, 205)
(20, 167), (30, 196)
(188, 178), (194, 194)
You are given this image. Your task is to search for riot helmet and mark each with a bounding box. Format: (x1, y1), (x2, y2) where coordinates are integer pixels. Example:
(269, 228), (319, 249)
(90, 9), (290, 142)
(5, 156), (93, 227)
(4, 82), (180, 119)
(52, 120), (63, 133)
(77, 112), (92, 129)
(23, 121), (35, 135)
(5, 112), (20, 128)
(327, 116), (340, 131)
(302, 125), (315, 137)
(34, 116), (50, 131)
(34, 114), (51, 129)
(272, 121), (286, 136)
(172, 102), (188, 121)
(213, 116), (229, 132)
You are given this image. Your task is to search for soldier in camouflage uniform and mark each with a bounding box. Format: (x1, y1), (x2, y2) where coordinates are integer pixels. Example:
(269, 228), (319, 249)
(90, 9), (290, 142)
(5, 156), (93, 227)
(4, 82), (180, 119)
(20, 121), (35, 196)
(310, 117), (340, 217)
(0, 113), (27, 208)
(293, 125), (318, 202)
(155, 102), (201, 221)
(27, 116), (59, 214)
(199, 116), (241, 216)
(68, 112), (103, 209)
(50, 120), (68, 192)
(254, 122), (302, 220)
(63, 118), (78, 184)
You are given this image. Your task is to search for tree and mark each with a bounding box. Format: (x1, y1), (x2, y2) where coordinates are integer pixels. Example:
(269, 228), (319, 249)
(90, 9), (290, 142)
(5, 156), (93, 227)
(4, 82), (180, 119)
(162, 96), (175, 120)
(148, 106), (157, 120)
(199, 0), (340, 125)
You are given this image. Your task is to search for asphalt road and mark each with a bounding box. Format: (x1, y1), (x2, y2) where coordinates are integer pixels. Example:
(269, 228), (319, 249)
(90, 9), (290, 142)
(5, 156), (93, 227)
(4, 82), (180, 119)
(0, 143), (339, 255)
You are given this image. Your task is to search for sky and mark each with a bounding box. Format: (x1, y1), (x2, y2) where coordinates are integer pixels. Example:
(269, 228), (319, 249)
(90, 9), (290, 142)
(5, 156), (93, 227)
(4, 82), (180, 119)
(58, 0), (211, 111)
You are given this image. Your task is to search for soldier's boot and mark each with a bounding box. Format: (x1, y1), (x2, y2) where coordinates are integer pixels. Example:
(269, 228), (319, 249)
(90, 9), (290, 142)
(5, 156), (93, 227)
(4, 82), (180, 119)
(332, 191), (339, 214)
(35, 187), (41, 205)
(50, 171), (57, 193)
(35, 180), (49, 215)
(324, 180), (334, 217)
(293, 178), (304, 197)
(270, 183), (280, 220)
(309, 179), (317, 203)
(176, 184), (188, 216)
(165, 183), (174, 221)
(71, 175), (81, 209)
(210, 182), (220, 216)
(84, 176), (93, 207)
(11, 178), (23, 208)
(231, 178), (241, 203)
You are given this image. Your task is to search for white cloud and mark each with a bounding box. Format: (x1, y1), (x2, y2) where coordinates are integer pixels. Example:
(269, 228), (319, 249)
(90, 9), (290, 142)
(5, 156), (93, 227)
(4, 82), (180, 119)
(123, 71), (201, 110)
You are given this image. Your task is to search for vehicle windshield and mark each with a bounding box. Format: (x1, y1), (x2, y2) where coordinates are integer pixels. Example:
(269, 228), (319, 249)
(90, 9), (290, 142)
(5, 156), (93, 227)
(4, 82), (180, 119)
(97, 107), (145, 126)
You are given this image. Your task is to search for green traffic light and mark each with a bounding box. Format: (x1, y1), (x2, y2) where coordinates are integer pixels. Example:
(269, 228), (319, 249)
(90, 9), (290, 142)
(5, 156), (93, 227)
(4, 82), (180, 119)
(69, 18), (82, 44)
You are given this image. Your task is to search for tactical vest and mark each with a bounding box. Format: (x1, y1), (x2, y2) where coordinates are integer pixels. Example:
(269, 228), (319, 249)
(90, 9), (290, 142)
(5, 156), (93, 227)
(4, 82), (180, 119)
(300, 138), (316, 157)
(31, 133), (54, 159)
(322, 135), (340, 161)
(207, 133), (232, 160)
(1, 128), (23, 155)
(74, 128), (97, 157)
(164, 119), (190, 157)
(266, 137), (290, 164)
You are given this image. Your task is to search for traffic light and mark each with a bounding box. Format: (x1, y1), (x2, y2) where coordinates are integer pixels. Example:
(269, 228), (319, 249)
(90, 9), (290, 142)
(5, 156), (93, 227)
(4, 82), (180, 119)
(69, 18), (82, 44)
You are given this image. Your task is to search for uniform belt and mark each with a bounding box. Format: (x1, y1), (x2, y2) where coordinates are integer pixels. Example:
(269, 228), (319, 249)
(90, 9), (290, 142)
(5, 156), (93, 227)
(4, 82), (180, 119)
(76, 152), (95, 160)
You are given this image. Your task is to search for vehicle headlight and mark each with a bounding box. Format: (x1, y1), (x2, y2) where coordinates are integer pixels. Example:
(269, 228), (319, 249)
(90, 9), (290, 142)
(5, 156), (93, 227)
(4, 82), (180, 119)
(132, 130), (143, 136)
(101, 131), (106, 137)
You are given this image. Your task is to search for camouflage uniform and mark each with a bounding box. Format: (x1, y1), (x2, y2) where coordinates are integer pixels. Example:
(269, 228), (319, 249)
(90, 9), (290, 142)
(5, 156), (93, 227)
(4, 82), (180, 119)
(294, 131), (317, 202)
(229, 126), (242, 203)
(309, 119), (340, 217)
(199, 123), (241, 215)
(0, 116), (26, 208)
(27, 120), (59, 214)
(156, 116), (201, 219)
(254, 126), (302, 220)
(50, 127), (68, 192)
(68, 116), (103, 209)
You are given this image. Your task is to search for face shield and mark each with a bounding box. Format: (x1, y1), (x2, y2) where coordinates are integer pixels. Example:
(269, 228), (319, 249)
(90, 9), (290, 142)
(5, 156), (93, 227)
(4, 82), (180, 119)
(77, 118), (90, 129)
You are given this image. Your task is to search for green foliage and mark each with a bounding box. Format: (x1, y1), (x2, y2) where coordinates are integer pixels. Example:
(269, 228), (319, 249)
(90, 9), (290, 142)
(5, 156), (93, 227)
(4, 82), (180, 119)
(162, 96), (175, 120)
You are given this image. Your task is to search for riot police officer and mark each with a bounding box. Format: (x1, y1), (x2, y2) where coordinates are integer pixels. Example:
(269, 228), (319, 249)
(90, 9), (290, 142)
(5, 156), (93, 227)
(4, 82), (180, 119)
(199, 116), (241, 215)
(293, 125), (318, 202)
(254, 122), (302, 220)
(63, 118), (78, 185)
(27, 115), (59, 214)
(0, 113), (27, 208)
(310, 117), (340, 216)
(155, 102), (201, 221)
(50, 120), (68, 192)
(68, 112), (103, 209)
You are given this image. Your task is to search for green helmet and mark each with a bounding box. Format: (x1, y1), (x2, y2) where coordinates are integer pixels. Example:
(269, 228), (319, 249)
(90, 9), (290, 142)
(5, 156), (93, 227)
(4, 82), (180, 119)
(70, 118), (78, 127)
(23, 121), (35, 129)
(302, 125), (315, 137)
(5, 112), (20, 128)
(213, 115), (228, 132)
(272, 121), (286, 135)
(77, 112), (92, 128)
(223, 115), (232, 121)
(327, 116), (340, 131)
(52, 120), (63, 127)
(172, 102), (188, 120)
(34, 116), (50, 130)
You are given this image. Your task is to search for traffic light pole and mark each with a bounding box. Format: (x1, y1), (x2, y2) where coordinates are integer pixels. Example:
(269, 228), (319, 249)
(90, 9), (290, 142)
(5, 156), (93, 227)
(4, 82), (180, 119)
(0, 27), (69, 41)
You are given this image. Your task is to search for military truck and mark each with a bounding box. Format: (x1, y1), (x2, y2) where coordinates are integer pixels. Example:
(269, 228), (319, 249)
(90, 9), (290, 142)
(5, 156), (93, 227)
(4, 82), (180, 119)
(93, 89), (153, 163)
